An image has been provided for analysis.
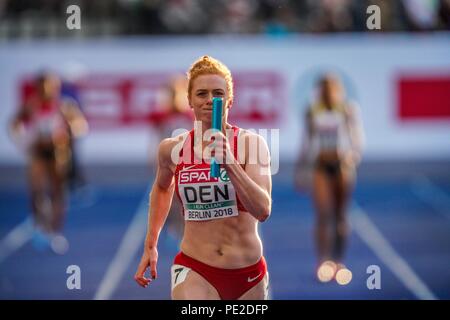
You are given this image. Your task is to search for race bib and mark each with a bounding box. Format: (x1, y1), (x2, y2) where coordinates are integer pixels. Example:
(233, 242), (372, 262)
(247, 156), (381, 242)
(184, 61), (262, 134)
(315, 112), (341, 150)
(171, 264), (191, 290)
(318, 128), (339, 149)
(178, 167), (240, 221)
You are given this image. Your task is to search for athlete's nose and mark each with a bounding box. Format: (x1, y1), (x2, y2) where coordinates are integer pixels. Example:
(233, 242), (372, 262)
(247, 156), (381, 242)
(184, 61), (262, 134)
(206, 94), (213, 105)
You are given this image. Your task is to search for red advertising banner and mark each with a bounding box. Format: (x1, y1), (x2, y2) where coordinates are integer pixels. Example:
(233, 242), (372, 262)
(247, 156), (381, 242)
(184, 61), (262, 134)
(398, 75), (450, 120)
(19, 71), (284, 129)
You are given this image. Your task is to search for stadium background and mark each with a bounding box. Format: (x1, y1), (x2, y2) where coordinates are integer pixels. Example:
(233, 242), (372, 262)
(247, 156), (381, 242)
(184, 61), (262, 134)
(0, 0), (449, 299)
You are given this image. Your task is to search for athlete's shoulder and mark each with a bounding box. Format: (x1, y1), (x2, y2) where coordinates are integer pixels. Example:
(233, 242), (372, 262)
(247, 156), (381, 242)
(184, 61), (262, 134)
(237, 128), (262, 140)
(237, 128), (270, 151)
(309, 102), (325, 116)
(158, 131), (190, 164)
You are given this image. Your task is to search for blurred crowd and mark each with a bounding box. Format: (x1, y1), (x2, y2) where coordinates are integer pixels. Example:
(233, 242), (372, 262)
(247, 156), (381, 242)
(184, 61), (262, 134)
(0, 0), (449, 39)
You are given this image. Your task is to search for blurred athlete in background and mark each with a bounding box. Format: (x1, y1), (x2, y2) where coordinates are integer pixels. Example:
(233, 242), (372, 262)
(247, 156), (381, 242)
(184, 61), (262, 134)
(295, 73), (364, 283)
(10, 71), (88, 254)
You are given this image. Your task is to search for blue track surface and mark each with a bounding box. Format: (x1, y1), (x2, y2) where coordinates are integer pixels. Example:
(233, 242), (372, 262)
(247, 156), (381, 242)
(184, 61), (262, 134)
(0, 173), (449, 300)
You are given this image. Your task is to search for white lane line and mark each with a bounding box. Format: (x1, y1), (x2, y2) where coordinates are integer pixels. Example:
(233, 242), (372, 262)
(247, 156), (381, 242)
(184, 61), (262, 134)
(0, 217), (33, 264)
(410, 175), (450, 222)
(94, 187), (149, 300)
(350, 204), (438, 300)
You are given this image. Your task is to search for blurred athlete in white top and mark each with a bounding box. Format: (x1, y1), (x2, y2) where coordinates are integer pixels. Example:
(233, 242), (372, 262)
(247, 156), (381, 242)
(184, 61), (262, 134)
(295, 73), (364, 282)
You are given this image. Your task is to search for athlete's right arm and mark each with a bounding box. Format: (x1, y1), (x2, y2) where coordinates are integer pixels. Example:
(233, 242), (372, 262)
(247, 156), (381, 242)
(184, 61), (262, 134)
(9, 106), (31, 150)
(9, 103), (27, 132)
(134, 138), (177, 288)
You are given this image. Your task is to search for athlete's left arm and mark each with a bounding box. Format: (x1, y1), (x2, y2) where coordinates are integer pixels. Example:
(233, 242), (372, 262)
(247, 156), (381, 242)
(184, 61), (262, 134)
(60, 100), (89, 138)
(345, 102), (365, 165)
(214, 131), (272, 222)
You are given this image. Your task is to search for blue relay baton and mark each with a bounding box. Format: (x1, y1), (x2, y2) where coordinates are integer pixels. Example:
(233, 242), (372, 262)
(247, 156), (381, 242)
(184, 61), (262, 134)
(211, 97), (223, 178)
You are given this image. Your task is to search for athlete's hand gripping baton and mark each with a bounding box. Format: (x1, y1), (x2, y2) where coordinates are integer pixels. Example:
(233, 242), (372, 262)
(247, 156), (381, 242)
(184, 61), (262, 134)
(211, 97), (223, 178)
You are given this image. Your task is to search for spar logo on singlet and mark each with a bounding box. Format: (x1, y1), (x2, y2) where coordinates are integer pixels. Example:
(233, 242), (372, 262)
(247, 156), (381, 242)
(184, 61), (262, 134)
(219, 170), (230, 182)
(179, 168), (230, 184)
(179, 168), (238, 221)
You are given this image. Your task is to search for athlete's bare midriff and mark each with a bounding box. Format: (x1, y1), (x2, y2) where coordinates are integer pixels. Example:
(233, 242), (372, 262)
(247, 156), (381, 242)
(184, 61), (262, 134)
(180, 211), (263, 269)
(164, 133), (264, 269)
(317, 150), (340, 163)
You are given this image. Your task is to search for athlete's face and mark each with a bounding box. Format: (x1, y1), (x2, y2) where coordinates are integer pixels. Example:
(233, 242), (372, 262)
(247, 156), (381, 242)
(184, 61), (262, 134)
(189, 74), (228, 124)
(37, 75), (61, 100)
(322, 78), (343, 106)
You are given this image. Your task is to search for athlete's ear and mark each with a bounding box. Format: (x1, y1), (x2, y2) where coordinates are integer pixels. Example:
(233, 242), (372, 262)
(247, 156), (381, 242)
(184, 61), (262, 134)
(227, 99), (233, 109)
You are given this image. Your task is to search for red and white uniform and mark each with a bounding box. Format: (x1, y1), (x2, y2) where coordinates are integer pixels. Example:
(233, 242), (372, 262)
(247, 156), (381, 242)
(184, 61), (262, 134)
(19, 98), (68, 151)
(171, 125), (268, 299)
(174, 125), (247, 220)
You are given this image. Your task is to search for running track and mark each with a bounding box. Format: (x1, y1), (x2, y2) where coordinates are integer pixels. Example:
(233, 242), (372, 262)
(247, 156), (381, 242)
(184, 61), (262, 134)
(0, 165), (449, 300)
